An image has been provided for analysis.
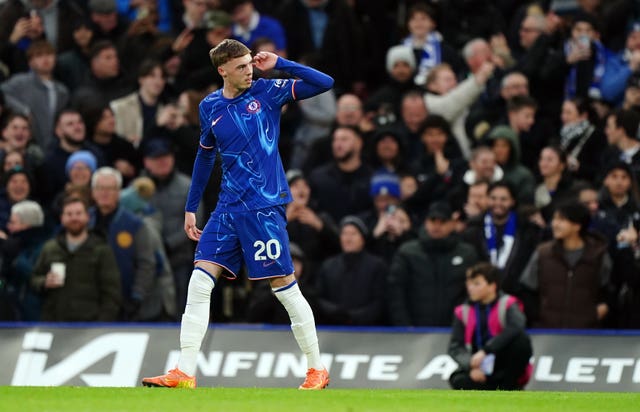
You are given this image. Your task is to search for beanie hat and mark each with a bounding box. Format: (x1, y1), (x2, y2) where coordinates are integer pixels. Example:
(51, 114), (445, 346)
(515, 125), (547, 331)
(65, 150), (97, 177)
(370, 172), (401, 198)
(340, 215), (369, 238)
(386, 45), (416, 74)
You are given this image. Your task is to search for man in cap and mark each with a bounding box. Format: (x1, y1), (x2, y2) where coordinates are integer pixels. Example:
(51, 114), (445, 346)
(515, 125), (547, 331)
(388, 201), (477, 326)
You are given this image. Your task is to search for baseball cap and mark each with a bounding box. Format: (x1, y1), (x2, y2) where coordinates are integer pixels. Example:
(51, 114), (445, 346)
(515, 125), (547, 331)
(89, 0), (117, 14)
(143, 139), (172, 158)
(605, 160), (634, 178)
(426, 201), (452, 220)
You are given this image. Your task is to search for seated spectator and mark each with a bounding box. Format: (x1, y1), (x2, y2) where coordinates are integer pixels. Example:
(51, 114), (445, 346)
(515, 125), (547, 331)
(84, 105), (141, 184)
(487, 125), (535, 205)
(90, 166), (170, 321)
(558, 97), (606, 182)
(0, 166), (34, 230)
(1, 40), (69, 149)
(598, 161), (640, 233)
(110, 60), (168, 147)
(314, 215), (387, 326)
(0, 200), (50, 321)
(463, 181), (540, 295)
(449, 262), (532, 391)
(307, 126), (373, 223)
(388, 201), (477, 326)
(30, 196), (122, 322)
(534, 146), (575, 224)
(602, 109), (640, 184)
(520, 202), (611, 328)
(365, 45), (417, 119)
(55, 19), (94, 93)
(401, 2), (463, 86)
(285, 169), (339, 273)
(424, 53), (495, 159)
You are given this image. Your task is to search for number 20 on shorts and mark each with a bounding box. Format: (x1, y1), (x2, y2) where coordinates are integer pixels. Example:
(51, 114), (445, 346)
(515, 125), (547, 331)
(253, 239), (281, 261)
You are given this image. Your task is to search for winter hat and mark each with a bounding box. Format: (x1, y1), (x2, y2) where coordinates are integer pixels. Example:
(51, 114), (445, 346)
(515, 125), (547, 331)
(386, 45), (416, 74)
(340, 215), (369, 238)
(65, 150), (97, 177)
(370, 172), (401, 198)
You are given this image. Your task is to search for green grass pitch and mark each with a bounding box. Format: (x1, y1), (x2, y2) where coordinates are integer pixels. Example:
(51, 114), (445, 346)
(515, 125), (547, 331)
(2, 387), (639, 412)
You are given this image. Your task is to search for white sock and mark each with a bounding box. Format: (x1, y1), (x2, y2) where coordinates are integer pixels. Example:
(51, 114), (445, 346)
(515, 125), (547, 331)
(178, 268), (215, 376)
(273, 282), (324, 370)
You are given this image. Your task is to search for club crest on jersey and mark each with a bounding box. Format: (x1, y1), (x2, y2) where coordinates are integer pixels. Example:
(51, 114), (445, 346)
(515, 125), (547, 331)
(246, 99), (261, 114)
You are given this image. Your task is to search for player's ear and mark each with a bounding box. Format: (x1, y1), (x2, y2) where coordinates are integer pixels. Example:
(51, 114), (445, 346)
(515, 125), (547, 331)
(217, 66), (226, 77)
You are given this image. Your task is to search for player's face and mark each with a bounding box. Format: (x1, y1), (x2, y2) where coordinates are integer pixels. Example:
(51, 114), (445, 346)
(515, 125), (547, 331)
(220, 53), (253, 91)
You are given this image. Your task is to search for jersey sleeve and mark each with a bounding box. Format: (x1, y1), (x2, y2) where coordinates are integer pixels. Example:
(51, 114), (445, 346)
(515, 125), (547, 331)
(198, 99), (216, 149)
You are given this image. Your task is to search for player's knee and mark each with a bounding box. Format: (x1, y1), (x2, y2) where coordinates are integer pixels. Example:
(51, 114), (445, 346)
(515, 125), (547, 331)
(188, 268), (216, 298)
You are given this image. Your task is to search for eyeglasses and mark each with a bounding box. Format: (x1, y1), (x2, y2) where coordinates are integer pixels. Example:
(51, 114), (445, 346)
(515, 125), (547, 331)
(93, 185), (118, 192)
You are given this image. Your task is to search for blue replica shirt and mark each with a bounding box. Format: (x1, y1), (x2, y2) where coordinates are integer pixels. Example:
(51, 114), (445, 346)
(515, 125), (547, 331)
(185, 58), (334, 213)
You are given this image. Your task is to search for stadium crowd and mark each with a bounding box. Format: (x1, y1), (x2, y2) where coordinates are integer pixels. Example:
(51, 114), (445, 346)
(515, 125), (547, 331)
(0, 0), (639, 330)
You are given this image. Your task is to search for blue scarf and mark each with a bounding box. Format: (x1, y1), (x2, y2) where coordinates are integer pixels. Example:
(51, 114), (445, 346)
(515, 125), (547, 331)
(484, 211), (517, 269)
(403, 32), (442, 85)
(564, 39), (607, 100)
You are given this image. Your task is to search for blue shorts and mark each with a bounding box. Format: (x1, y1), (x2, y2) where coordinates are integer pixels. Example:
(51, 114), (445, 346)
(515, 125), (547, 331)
(194, 205), (294, 280)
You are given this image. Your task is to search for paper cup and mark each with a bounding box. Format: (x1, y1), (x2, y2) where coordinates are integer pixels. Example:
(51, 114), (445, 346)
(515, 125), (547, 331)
(51, 262), (66, 286)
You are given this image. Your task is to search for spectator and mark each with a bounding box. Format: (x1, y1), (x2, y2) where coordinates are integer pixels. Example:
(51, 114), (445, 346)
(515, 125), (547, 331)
(388, 201), (477, 326)
(72, 40), (132, 109)
(1, 40), (69, 149)
(563, 11), (608, 101)
(424, 44), (495, 159)
(520, 201), (612, 328)
(0, 113), (44, 179)
(89, 0), (129, 44)
(90, 166), (167, 321)
(462, 180), (490, 223)
(449, 262), (532, 391)
(307, 126), (372, 223)
(222, 0), (287, 56)
(601, 23), (640, 106)
(0, 4), (44, 74)
(558, 97), (606, 181)
(140, 139), (199, 314)
(110, 60), (167, 147)
(400, 2), (463, 86)
(285, 169), (339, 272)
(0, 200), (49, 320)
(314, 215), (387, 326)
(463, 181), (540, 295)
(54, 19), (94, 93)
(275, 0), (365, 94)
(487, 125), (535, 205)
(602, 108), (640, 184)
(621, 71), (640, 111)
(534, 146), (575, 224)
(30, 196), (121, 322)
(50, 150), (98, 223)
(365, 174), (415, 264)
(42, 109), (104, 202)
(394, 90), (430, 164)
(172, 0), (208, 33)
(84, 105), (140, 184)
(365, 45), (417, 119)
(598, 161), (640, 234)
(367, 128), (409, 176)
(0, 166), (34, 230)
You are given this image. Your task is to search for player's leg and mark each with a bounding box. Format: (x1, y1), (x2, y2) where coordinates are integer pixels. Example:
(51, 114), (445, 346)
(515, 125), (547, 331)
(237, 206), (328, 390)
(270, 274), (329, 390)
(143, 211), (242, 388)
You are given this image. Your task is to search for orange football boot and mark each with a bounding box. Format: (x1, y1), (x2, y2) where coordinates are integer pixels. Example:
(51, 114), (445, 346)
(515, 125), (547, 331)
(142, 368), (196, 388)
(298, 368), (329, 390)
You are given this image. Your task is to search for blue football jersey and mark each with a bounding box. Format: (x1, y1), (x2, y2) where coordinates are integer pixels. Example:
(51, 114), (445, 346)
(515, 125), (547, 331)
(199, 78), (296, 212)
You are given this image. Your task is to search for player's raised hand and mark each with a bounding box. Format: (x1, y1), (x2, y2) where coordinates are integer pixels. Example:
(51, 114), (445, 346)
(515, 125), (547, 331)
(184, 212), (202, 241)
(253, 51), (278, 72)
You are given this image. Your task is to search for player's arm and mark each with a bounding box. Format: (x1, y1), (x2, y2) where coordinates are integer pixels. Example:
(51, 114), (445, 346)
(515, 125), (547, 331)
(253, 51), (334, 99)
(184, 102), (217, 240)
